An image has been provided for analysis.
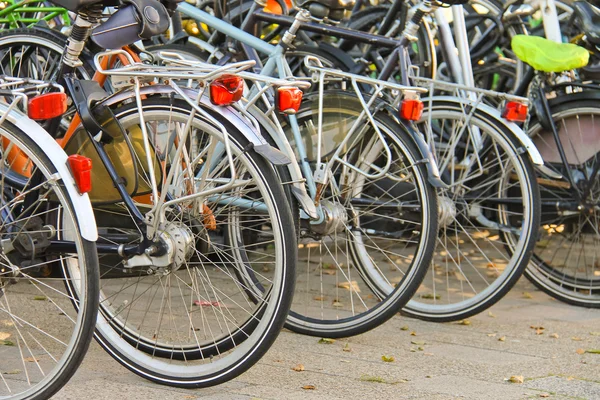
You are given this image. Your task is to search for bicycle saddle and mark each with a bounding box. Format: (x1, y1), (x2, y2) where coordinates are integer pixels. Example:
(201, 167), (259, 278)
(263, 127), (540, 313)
(50, 0), (119, 12)
(295, 0), (355, 22)
(573, 1), (600, 45)
(511, 35), (589, 73)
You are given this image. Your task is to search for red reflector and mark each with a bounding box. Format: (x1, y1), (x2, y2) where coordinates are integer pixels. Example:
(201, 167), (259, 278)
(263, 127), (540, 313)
(502, 101), (528, 122)
(277, 87), (303, 114)
(210, 75), (244, 106)
(399, 99), (424, 121)
(67, 154), (92, 194)
(28, 93), (68, 120)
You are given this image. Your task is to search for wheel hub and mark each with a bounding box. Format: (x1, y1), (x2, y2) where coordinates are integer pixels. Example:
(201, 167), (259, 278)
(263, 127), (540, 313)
(310, 200), (349, 236)
(438, 195), (457, 228)
(158, 221), (195, 272)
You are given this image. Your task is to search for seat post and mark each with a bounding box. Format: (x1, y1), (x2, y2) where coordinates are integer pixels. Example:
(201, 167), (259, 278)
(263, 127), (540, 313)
(61, 6), (103, 70)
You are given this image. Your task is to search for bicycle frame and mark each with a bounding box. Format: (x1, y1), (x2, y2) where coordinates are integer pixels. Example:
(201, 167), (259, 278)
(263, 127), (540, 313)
(0, 0), (70, 27)
(178, 2), (439, 210)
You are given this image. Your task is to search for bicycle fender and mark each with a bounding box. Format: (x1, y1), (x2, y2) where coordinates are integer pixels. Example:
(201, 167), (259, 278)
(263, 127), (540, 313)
(0, 104), (98, 241)
(242, 105), (319, 219)
(99, 85), (291, 166)
(427, 96), (544, 166)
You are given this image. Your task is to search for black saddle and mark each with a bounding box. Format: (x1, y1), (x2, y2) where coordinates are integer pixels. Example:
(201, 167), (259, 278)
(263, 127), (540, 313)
(295, 0), (355, 22)
(50, 0), (119, 12)
(573, 1), (600, 45)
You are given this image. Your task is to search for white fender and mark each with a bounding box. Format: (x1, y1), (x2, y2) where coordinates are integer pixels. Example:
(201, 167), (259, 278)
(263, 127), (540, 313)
(0, 104), (98, 241)
(426, 96), (544, 166)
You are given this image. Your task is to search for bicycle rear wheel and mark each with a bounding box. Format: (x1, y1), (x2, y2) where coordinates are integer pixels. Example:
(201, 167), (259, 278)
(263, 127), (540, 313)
(401, 99), (540, 321)
(526, 97), (600, 307)
(86, 98), (296, 388)
(281, 91), (437, 337)
(0, 114), (98, 399)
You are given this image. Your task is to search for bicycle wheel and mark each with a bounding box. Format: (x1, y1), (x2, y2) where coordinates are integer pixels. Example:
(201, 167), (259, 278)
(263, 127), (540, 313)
(400, 99), (540, 321)
(84, 98), (296, 388)
(526, 97), (600, 307)
(280, 91), (437, 337)
(0, 28), (92, 81)
(0, 114), (98, 399)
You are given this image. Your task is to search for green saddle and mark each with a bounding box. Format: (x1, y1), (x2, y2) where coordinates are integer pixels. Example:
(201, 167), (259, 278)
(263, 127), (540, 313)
(511, 35), (589, 73)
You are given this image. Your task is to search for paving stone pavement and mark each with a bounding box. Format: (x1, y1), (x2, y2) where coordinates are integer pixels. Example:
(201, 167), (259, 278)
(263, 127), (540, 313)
(54, 278), (600, 400)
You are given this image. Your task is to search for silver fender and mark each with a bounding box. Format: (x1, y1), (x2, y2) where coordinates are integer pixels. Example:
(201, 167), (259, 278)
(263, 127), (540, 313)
(101, 85), (290, 166)
(425, 96), (544, 165)
(0, 104), (98, 241)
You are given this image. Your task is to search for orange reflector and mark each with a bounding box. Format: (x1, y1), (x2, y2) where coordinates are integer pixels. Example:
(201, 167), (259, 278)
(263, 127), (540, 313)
(502, 101), (528, 122)
(67, 154), (92, 194)
(399, 99), (424, 121)
(277, 87), (303, 114)
(28, 92), (68, 120)
(210, 75), (244, 106)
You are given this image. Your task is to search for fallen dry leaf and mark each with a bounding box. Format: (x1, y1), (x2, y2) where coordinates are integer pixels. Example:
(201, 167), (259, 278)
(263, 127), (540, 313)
(33, 296), (47, 301)
(487, 333), (497, 337)
(318, 338), (335, 344)
(550, 333), (559, 339)
(411, 340), (425, 345)
(332, 301), (343, 308)
(400, 326), (409, 331)
(530, 325), (545, 330)
(539, 393), (550, 398)
(522, 292), (533, 299)
(337, 281), (361, 292)
(381, 355), (395, 362)
(508, 375), (524, 384)
(193, 300), (228, 308)
(291, 364), (305, 372)
(488, 311), (496, 318)
(313, 296), (325, 301)
(535, 329), (544, 335)
(343, 343), (351, 352)
(0, 340), (14, 346)
(2, 369), (20, 375)
(0, 332), (10, 341)
(24, 357), (39, 363)
(576, 348), (585, 355)
(572, 337), (583, 341)
(301, 385), (316, 390)
(498, 336), (506, 342)
(322, 270), (336, 276)
(590, 332), (600, 336)
(410, 331), (417, 336)
(424, 352), (434, 356)
(458, 319), (471, 326)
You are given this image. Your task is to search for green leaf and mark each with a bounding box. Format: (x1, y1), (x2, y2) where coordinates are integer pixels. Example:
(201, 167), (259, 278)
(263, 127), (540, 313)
(0, 340), (14, 346)
(586, 349), (600, 354)
(318, 338), (335, 344)
(33, 296), (47, 301)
